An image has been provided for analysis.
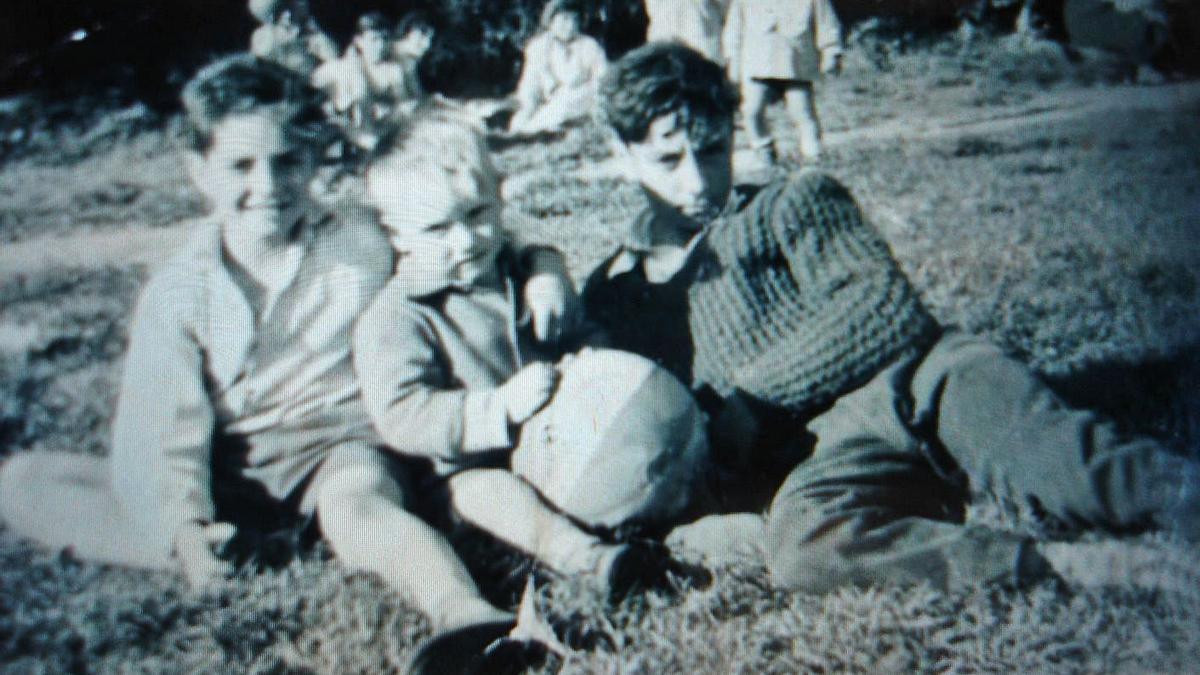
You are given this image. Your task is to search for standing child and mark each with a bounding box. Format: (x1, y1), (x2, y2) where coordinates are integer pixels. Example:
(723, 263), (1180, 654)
(721, 0), (842, 163)
(353, 107), (697, 616)
(644, 0), (727, 62)
(507, 0), (608, 136)
(584, 43), (1200, 592)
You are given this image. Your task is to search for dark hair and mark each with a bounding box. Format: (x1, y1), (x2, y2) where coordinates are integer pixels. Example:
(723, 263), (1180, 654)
(396, 10), (436, 38)
(357, 11), (392, 35)
(540, 0), (587, 28)
(599, 42), (739, 145)
(180, 54), (331, 153)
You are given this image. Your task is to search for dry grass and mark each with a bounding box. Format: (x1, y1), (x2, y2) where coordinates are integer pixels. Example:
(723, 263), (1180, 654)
(2, 34), (1200, 672)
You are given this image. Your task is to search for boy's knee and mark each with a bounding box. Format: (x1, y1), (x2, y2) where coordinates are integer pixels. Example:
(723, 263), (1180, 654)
(315, 462), (404, 512)
(446, 469), (516, 512)
(764, 512), (850, 594)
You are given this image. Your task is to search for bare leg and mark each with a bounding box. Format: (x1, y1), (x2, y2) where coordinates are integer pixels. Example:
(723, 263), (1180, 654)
(314, 452), (511, 631)
(447, 469), (620, 577)
(0, 452), (174, 569)
(783, 82), (822, 160)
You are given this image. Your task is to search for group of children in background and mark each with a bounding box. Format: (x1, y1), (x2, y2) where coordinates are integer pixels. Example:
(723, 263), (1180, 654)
(2, 3), (1199, 675)
(249, 0), (845, 163)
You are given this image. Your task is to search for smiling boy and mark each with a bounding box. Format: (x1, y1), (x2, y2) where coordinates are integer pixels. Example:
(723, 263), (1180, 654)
(584, 43), (1200, 591)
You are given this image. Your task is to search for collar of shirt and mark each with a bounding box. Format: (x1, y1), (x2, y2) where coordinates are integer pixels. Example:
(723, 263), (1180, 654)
(607, 185), (757, 282)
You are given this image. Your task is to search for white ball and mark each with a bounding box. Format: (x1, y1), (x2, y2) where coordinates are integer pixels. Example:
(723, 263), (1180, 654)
(511, 348), (710, 531)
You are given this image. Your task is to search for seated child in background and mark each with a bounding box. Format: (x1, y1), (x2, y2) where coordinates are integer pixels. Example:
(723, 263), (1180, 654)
(353, 107), (694, 609)
(584, 42), (1200, 591)
(249, 0), (336, 76)
(722, 0), (842, 163)
(507, 0), (608, 136)
(311, 12), (407, 148)
(390, 11), (436, 107)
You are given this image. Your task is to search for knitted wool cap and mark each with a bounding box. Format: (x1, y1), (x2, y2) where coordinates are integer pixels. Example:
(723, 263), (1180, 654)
(511, 348), (709, 531)
(689, 171), (940, 414)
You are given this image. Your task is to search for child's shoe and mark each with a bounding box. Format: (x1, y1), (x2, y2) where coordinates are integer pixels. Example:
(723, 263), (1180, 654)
(603, 539), (712, 603)
(407, 619), (551, 675)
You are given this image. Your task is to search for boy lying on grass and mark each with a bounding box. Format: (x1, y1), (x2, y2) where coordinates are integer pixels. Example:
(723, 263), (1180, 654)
(584, 42), (1200, 592)
(0, 55), (582, 674)
(354, 106), (710, 671)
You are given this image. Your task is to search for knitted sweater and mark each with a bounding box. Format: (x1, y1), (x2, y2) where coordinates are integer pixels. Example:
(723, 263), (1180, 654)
(583, 171), (940, 417)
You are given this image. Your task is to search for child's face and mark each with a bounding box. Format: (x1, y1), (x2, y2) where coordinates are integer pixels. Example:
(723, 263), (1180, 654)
(356, 28), (391, 63)
(617, 112), (733, 235)
(367, 159), (504, 289)
(548, 11), (581, 41)
(396, 28), (433, 58)
(187, 111), (317, 251)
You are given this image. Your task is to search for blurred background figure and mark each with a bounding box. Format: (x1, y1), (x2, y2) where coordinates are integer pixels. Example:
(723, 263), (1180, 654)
(248, 0), (335, 76)
(644, 0), (727, 62)
(391, 10), (436, 108)
(507, 0), (608, 137)
(311, 12), (406, 148)
(1064, 0), (1170, 82)
(722, 0), (842, 165)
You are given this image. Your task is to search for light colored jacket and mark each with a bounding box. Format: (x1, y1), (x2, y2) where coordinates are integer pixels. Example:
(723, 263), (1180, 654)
(645, 0), (727, 62)
(722, 0), (842, 83)
(108, 212), (391, 548)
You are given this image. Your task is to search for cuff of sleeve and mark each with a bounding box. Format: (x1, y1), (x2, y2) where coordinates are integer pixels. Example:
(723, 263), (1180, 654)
(461, 389), (513, 453)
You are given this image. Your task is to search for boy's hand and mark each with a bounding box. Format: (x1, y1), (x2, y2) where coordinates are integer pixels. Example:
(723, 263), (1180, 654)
(523, 250), (582, 344)
(173, 520), (238, 589)
(500, 362), (561, 424)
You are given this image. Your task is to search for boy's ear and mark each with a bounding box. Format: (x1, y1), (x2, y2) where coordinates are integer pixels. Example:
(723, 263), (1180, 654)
(607, 133), (636, 181)
(183, 151), (212, 199)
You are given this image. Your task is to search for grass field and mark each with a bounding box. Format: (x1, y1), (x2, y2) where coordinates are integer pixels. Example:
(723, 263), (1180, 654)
(2, 33), (1200, 673)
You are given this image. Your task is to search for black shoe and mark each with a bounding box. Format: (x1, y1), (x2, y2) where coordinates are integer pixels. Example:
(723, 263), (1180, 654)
(606, 540), (713, 603)
(478, 637), (557, 675)
(407, 620), (516, 675)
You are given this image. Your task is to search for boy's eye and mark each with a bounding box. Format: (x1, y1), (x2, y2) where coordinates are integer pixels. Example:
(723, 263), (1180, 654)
(233, 158), (255, 173)
(657, 153), (683, 169)
(274, 151), (306, 169)
(465, 204), (492, 221)
(426, 222), (452, 234)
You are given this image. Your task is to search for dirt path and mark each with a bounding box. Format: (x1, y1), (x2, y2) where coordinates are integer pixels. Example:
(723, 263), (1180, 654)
(3, 80), (1198, 280)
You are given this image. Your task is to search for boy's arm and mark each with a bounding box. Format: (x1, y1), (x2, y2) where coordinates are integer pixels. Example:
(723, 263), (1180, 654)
(354, 296), (513, 461)
(109, 276), (218, 553)
(514, 35), (548, 106)
(517, 244), (582, 343)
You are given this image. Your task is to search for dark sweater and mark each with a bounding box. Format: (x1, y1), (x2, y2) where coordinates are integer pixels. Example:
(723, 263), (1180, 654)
(583, 170), (941, 420)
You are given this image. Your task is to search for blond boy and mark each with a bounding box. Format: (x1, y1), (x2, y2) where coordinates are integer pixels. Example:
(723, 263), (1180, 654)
(353, 108), (693, 612)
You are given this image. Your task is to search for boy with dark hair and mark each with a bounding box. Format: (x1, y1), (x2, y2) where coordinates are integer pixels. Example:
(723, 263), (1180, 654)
(0, 58), (560, 674)
(393, 10), (436, 92)
(584, 42), (1200, 592)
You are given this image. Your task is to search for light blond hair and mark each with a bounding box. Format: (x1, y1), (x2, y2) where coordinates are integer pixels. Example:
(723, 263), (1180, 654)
(366, 104), (500, 198)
